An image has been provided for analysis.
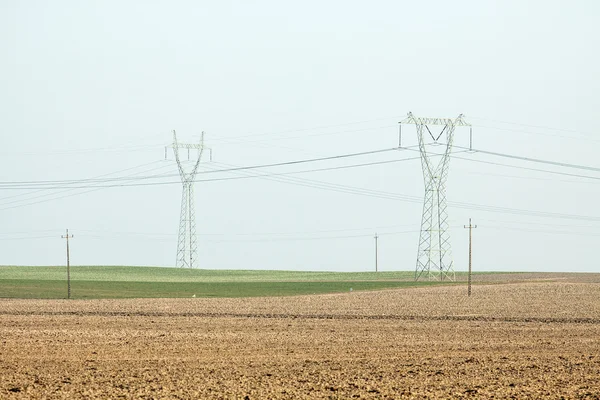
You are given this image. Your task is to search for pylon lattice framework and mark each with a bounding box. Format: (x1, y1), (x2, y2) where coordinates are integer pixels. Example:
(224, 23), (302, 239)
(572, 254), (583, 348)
(401, 113), (470, 281)
(170, 130), (208, 268)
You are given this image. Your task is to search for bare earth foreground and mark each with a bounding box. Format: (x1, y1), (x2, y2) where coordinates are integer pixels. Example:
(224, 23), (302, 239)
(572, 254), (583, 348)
(1, 274), (600, 399)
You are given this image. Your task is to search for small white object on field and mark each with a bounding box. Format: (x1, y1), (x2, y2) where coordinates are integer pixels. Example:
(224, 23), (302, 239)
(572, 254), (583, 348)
(192, 294), (196, 298)
(350, 288), (353, 292)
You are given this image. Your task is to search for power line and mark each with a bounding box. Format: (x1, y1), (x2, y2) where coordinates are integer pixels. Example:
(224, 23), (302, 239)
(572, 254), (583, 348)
(5, 144), (598, 191)
(1, 131), (168, 157)
(195, 147), (401, 173)
(202, 229), (419, 243)
(0, 155), (422, 191)
(66, 229), (421, 243)
(7, 220), (600, 243)
(477, 218), (600, 230)
(0, 147), (400, 188)
(0, 150), (421, 211)
(454, 165), (600, 186)
(397, 145), (600, 182)
(469, 116), (596, 137)
(1, 143), (165, 158)
(0, 162), (173, 207)
(400, 144), (600, 177)
(211, 158), (600, 224)
(471, 124), (599, 143)
(455, 146), (600, 173)
(2, 143), (600, 224)
(0, 161), (172, 189)
(451, 155), (600, 182)
(213, 125), (397, 145)
(74, 222), (420, 238)
(485, 225), (600, 238)
(0, 162), (175, 211)
(208, 159), (422, 204)
(0, 235), (57, 240)
(447, 198), (600, 222)
(209, 115), (404, 142)
(3, 152), (600, 224)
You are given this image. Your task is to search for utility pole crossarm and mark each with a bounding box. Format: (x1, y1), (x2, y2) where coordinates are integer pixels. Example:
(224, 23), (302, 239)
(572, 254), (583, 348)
(463, 220), (478, 229)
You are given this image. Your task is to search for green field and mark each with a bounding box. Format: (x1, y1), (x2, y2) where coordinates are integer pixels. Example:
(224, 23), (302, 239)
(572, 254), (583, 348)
(0, 266), (459, 299)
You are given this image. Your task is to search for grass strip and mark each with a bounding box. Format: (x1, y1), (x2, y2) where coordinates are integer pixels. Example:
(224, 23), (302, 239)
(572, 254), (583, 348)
(0, 279), (445, 299)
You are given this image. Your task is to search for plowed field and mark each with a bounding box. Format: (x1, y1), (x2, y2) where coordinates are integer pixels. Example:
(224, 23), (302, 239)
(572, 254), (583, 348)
(2, 274), (599, 399)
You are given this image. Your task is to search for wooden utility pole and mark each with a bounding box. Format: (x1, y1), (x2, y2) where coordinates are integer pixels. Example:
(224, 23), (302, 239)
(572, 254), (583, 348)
(61, 229), (74, 299)
(374, 233), (379, 272)
(463, 219), (477, 296)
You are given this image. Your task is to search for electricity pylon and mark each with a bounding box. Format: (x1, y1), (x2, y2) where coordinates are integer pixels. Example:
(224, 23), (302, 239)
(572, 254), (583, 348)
(400, 113), (470, 281)
(169, 130), (209, 268)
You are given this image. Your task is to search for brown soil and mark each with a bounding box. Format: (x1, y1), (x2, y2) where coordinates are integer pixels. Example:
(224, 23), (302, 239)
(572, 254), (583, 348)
(1, 275), (599, 399)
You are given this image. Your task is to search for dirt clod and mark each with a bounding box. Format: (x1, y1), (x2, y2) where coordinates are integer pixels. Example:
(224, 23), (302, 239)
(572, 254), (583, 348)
(1, 278), (599, 398)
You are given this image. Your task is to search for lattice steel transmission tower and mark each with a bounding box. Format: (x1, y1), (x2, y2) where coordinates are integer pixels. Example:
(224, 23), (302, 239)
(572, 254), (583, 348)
(168, 130), (209, 268)
(400, 113), (471, 281)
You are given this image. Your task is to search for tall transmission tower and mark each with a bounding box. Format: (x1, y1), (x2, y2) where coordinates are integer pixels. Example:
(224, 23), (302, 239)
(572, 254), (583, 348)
(168, 130), (210, 268)
(400, 112), (470, 281)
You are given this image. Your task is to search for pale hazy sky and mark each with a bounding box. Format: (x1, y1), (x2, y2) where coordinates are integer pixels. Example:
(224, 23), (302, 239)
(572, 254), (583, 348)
(1, 1), (599, 272)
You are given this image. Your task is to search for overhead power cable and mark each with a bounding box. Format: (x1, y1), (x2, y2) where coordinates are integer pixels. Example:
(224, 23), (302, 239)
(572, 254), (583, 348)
(209, 115), (404, 142)
(0, 147), (399, 188)
(0, 162), (173, 207)
(2, 143), (600, 223)
(68, 229), (421, 243)
(478, 218), (600, 230)
(0, 160), (168, 198)
(400, 145), (600, 181)
(9, 143), (598, 190)
(75, 222), (420, 238)
(0, 161), (174, 211)
(0, 235), (57, 241)
(0, 155), (422, 191)
(454, 164), (600, 186)
(452, 155), (600, 182)
(486, 225), (600, 238)
(208, 158), (600, 223)
(455, 146), (600, 173)
(469, 116), (596, 137)
(1, 131), (168, 157)
(470, 124), (600, 143)
(0, 149), (420, 210)
(213, 125), (397, 145)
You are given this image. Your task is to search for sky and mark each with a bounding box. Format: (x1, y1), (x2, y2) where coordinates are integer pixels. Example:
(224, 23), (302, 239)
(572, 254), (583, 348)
(1, 0), (599, 272)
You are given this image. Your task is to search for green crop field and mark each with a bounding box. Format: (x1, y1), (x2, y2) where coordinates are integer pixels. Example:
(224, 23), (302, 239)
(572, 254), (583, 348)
(0, 266), (464, 299)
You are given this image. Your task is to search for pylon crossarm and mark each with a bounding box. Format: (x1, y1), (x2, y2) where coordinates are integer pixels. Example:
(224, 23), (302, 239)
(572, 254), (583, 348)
(172, 130), (208, 183)
(401, 113), (471, 127)
(454, 114), (470, 126)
